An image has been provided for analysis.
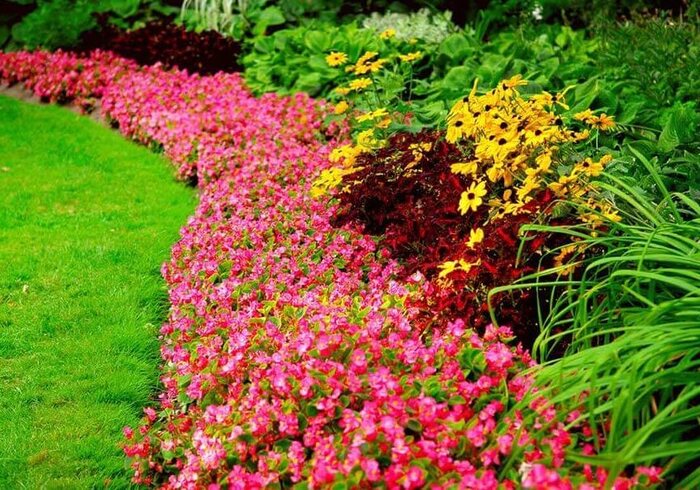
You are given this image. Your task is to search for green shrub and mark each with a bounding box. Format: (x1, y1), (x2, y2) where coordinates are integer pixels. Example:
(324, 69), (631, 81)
(11, 0), (96, 49)
(6, 0), (179, 50)
(242, 20), (381, 96)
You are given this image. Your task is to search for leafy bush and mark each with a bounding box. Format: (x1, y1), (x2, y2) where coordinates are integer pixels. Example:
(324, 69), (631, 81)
(243, 20), (382, 96)
(79, 19), (242, 74)
(10, 0), (97, 49)
(6, 0), (179, 50)
(242, 11), (699, 167)
(327, 130), (570, 345)
(599, 16), (700, 108)
(242, 21), (602, 125)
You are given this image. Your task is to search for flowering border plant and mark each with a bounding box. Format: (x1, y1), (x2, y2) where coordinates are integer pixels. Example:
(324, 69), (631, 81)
(0, 50), (661, 489)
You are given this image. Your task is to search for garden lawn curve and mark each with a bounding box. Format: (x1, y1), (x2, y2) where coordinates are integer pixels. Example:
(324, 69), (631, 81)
(0, 94), (194, 488)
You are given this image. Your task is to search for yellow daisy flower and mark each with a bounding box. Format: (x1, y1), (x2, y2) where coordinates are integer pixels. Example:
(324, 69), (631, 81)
(356, 108), (388, 123)
(326, 51), (348, 67)
(399, 51), (423, 63)
(349, 78), (372, 91)
(334, 100), (349, 115)
(458, 180), (487, 214)
(379, 28), (396, 40)
(590, 113), (616, 131)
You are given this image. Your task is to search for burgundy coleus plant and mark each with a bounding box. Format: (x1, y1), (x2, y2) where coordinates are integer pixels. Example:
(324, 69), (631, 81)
(332, 131), (573, 346)
(78, 19), (242, 75)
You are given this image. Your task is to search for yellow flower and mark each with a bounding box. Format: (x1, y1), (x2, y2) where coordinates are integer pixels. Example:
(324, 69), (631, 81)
(356, 108), (388, 123)
(502, 74), (528, 88)
(399, 51), (423, 63)
(548, 174), (577, 197)
(603, 207), (622, 222)
(553, 244), (581, 277)
(357, 51), (378, 66)
(535, 150), (553, 172)
(486, 163), (504, 183)
(334, 100), (349, 115)
(531, 91), (569, 110)
(575, 110), (615, 131)
(380, 28), (396, 39)
(459, 180), (487, 214)
(335, 86), (351, 96)
(350, 51), (380, 75)
(574, 109), (595, 123)
(575, 157), (604, 177)
(326, 51), (348, 67)
(517, 175), (542, 200)
(438, 258), (480, 278)
(590, 113), (616, 131)
(450, 161), (478, 176)
(573, 130), (590, 142)
(446, 119), (465, 143)
(368, 58), (388, 73)
(502, 198), (532, 217)
(376, 117), (392, 129)
(438, 260), (458, 279)
(349, 78), (372, 91)
(311, 166), (358, 197)
(329, 144), (363, 167)
(357, 129), (380, 151)
(466, 228), (484, 249)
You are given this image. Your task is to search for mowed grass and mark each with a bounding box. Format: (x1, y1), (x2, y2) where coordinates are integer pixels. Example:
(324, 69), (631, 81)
(0, 95), (195, 488)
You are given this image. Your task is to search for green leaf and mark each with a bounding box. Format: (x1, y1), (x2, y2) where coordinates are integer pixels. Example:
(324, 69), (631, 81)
(448, 395), (467, 406)
(438, 33), (473, 62)
(442, 66), (473, 91)
(252, 6), (286, 37)
(406, 419), (423, 433)
(658, 104), (698, 153)
(111, 0), (142, 17)
(304, 30), (331, 53)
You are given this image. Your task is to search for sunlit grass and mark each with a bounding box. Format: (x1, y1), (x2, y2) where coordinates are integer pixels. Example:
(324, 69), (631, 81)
(0, 95), (194, 488)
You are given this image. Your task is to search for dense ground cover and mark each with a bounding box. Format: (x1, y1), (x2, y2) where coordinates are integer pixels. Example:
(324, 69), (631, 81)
(0, 94), (194, 487)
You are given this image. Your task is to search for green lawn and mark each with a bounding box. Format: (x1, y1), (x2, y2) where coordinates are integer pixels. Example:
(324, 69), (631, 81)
(0, 95), (194, 488)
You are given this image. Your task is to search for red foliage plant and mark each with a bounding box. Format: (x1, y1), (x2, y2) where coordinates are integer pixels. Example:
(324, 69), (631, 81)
(78, 19), (241, 75)
(331, 130), (572, 346)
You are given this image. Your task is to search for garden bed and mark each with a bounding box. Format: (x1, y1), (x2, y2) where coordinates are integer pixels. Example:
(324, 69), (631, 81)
(1, 2), (698, 489)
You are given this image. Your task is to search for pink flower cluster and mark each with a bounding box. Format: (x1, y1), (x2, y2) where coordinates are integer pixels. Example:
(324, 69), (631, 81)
(0, 50), (136, 110)
(0, 50), (661, 489)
